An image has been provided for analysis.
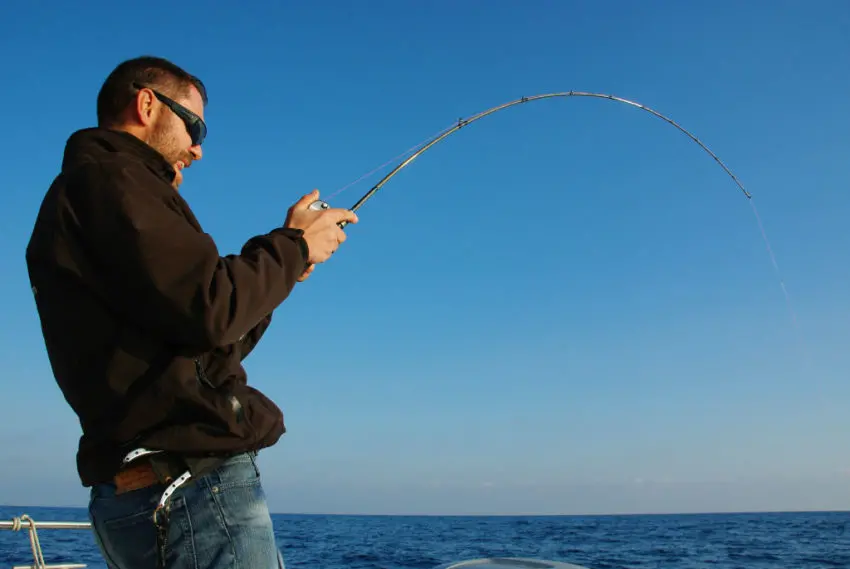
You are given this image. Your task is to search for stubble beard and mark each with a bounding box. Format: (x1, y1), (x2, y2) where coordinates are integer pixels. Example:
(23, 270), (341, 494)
(145, 117), (187, 189)
(146, 117), (184, 167)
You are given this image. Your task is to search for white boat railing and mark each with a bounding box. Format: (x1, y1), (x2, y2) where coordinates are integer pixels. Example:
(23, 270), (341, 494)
(1, 514), (91, 569)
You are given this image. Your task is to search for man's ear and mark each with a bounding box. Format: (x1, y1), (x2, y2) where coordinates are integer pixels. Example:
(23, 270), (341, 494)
(134, 87), (157, 127)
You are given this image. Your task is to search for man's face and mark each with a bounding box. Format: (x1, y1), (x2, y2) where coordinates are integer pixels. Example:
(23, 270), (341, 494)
(144, 84), (205, 189)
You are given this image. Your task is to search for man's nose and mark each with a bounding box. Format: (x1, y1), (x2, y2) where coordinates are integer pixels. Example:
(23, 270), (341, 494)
(190, 145), (203, 161)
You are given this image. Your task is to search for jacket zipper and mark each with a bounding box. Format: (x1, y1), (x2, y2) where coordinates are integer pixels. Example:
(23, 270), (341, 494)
(194, 357), (216, 389)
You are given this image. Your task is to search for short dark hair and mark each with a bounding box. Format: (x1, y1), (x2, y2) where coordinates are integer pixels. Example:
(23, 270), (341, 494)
(96, 55), (208, 127)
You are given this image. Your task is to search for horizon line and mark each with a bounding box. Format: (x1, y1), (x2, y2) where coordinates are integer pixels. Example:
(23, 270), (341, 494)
(2, 504), (847, 518)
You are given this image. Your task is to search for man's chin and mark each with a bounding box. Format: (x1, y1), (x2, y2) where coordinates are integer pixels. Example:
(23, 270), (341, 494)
(171, 165), (184, 189)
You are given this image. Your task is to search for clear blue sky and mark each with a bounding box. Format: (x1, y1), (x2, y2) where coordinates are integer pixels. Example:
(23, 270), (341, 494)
(1, 0), (848, 515)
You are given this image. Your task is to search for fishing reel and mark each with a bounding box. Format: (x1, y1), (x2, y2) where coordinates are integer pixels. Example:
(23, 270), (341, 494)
(308, 200), (331, 211)
(308, 198), (355, 228)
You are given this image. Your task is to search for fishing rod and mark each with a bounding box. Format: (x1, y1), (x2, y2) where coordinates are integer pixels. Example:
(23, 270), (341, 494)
(307, 89), (802, 345)
(308, 90), (753, 222)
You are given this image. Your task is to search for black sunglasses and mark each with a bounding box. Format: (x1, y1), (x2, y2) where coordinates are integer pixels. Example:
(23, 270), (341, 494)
(133, 82), (207, 146)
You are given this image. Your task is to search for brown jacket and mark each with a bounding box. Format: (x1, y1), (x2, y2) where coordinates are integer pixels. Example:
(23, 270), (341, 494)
(26, 128), (308, 486)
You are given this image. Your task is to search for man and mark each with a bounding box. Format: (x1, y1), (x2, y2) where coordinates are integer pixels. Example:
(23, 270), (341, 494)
(25, 55), (357, 569)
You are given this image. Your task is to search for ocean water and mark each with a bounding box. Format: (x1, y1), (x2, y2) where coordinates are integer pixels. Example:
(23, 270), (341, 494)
(1, 506), (847, 569)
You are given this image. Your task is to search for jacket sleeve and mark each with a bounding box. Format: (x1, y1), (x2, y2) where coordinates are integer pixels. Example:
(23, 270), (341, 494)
(240, 312), (272, 360)
(66, 162), (308, 353)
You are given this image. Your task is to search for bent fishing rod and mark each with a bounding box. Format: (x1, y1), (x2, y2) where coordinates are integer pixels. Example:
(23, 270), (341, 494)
(308, 90), (753, 222)
(307, 88), (801, 347)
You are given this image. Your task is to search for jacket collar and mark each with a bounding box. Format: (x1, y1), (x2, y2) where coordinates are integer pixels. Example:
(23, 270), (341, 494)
(61, 127), (177, 184)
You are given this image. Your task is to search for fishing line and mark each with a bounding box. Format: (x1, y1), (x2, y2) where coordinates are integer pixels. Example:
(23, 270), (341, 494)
(312, 91), (803, 350)
(323, 120), (460, 202)
(747, 199), (808, 365)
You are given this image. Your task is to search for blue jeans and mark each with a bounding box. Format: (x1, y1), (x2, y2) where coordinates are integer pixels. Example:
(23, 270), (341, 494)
(88, 452), (284, 569)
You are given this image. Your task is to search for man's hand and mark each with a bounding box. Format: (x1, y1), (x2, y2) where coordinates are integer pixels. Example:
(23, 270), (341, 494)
(285, 190), (358, 264)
